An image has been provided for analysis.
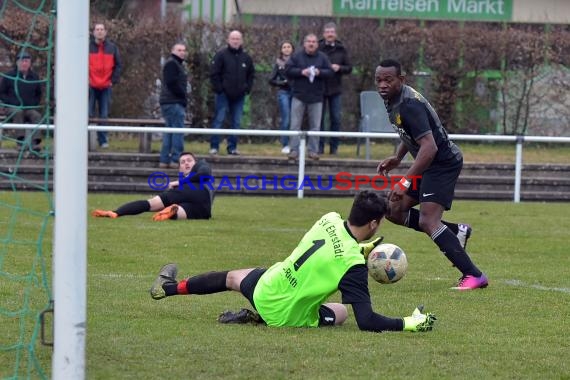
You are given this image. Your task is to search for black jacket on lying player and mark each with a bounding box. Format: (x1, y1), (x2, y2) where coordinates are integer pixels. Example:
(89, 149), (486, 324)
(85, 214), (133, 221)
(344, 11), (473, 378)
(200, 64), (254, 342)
(159, 158), (214, 220)
(92, 152), (213, 221)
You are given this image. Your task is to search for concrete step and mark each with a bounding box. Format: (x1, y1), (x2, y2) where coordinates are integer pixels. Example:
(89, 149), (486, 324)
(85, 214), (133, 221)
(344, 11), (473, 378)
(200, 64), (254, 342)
(4, 162), (570, 180)
(2, 149), (570, 201)
(1, 180), (569, 201)
(1, 164), (567, 184)
(3, 164), (570, 193)
(3, 150), (570, 177)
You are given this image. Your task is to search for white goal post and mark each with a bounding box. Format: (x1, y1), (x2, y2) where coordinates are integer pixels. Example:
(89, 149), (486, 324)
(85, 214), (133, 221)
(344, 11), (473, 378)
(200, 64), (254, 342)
(52, 1), (89, 379)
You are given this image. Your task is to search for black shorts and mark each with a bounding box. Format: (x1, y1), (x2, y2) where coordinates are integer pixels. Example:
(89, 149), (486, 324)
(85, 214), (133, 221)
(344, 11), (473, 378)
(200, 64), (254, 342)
(317, 305), (336, 327)
(240, 268), (336, 327)
(158, 187), (213, 219)
(240, 268), (266, 310)
(407, 158), (462, 210)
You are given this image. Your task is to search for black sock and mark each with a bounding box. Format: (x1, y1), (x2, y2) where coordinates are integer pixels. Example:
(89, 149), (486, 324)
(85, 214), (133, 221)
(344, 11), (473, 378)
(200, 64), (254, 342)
(406, 208), (459, 234)
(163, 271), (229, 296)
(185, 271), (229, 295)
(431, 225), (482, 277)
(115, 200), (150, 216)
(442, 220), (459, 235)
(404, 209), (422, 232)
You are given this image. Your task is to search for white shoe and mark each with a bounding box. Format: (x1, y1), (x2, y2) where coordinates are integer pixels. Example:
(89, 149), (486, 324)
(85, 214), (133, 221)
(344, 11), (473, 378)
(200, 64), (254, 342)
(281, 146), (290, 154)
(209, 148), (218, 155)
(457, 223), (472, 250)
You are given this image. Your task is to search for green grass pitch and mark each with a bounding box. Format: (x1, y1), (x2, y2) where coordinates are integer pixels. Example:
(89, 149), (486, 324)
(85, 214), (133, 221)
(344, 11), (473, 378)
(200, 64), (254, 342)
(1, 193), (569, 378)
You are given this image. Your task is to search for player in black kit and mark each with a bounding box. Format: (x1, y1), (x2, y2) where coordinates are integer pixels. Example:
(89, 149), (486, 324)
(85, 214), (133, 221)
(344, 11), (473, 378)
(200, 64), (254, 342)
(375, 59), (487, 290)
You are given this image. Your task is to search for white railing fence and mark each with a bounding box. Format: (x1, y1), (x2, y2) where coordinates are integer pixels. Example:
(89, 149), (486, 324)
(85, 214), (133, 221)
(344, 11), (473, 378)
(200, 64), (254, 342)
(3, 123), (570, 202)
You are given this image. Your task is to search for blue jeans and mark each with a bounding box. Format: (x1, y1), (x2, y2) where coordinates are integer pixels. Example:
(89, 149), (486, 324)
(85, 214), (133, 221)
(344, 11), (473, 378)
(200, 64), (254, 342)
(319, 93), (342, 154)
(89, 87), (111, 146)
(160, 103), (185, 164)
(277, 89), (292, 147)
(210, 93), (244, 152)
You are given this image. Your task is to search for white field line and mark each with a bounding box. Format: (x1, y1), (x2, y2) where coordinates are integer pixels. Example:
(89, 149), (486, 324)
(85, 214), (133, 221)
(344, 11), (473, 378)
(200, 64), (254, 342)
(93, 273), (149, 280)
(503, 279), (570, 294)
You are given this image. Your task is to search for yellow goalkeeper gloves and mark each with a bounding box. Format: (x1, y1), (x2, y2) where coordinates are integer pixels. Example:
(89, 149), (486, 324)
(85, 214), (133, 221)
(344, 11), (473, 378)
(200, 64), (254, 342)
(403, 305), (437, 332)
(359, 236), (384, 259)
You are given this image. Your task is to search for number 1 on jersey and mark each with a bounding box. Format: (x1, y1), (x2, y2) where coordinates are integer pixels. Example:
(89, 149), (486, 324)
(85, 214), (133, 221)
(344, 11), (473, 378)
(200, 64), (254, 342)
(293, 239), (325, 271)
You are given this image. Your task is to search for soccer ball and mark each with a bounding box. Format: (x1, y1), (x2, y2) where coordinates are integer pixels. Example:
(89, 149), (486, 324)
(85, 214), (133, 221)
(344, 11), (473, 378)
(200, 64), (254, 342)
(367, 243), (408, 284)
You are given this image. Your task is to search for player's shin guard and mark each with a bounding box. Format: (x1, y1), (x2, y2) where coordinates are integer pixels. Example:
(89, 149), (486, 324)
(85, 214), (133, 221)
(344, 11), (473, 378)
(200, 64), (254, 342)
(431, 225), (482, 277)
(115, 200), (150, 216)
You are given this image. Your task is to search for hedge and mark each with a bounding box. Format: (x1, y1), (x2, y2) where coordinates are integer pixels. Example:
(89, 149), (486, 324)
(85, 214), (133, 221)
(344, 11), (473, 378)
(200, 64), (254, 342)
(1, 7), (569, 136)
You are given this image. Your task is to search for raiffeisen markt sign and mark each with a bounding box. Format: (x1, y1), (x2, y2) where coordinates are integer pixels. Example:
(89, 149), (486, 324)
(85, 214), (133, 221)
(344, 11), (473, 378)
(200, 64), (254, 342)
(333, 0), (513, 21)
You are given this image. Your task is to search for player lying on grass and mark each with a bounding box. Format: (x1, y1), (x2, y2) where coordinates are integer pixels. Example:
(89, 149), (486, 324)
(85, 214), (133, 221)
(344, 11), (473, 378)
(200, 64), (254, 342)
(375, 59), (487, 290)
(92, 152), (213, 221)
(150, 191), (436, 332)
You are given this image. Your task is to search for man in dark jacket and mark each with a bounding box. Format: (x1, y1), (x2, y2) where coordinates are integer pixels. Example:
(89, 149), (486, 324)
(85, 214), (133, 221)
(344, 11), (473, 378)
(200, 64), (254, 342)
(159, 43), (188, 168)
(318, 22), (352, 155)
(89, 23), (121, 148)
(92, 152), (213, 221)
(285, 33), (333, 161)
(209, 30), (255, 156)
(0, 51), (43, 150)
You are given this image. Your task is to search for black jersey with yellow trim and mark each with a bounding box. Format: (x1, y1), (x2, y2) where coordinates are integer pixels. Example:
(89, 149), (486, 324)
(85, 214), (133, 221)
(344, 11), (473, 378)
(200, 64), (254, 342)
(385, 85), (462, 163)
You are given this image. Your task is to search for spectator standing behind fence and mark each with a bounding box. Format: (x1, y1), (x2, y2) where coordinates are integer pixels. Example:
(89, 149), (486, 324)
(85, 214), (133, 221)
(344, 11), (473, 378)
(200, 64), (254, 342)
(159, 43), (188, 169)
(269, 41), (295, 155)
(285, 33), (333, 161)
(89, 23), (121, 149)
(209, 30), (255, 156)
(0, 51), (43, 151)
(318, 22), (352, 156)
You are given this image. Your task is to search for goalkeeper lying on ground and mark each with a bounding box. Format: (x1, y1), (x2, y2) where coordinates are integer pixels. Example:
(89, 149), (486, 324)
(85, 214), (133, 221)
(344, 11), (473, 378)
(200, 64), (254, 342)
(149, 191), (436, 332)
(92, 151), (213, 221)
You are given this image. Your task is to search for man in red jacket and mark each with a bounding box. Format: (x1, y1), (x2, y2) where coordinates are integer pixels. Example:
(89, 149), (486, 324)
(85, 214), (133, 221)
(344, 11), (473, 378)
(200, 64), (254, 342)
(89, 23), (121, 149)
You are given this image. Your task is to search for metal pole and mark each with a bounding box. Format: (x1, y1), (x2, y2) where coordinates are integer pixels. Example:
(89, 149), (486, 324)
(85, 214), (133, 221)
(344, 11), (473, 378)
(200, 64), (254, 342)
(160, 0), (167, 67)
(364, 115), (371, 160)
(514, 136), (523, 203)
(297, 133), (306, 199)
(161, 0), (167, 19)
(52, 1), (88, 378)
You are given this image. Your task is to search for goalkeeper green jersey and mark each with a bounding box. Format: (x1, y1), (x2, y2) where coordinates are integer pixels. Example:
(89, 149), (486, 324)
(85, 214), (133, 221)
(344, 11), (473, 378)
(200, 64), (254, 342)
(253, 212), (364, 327)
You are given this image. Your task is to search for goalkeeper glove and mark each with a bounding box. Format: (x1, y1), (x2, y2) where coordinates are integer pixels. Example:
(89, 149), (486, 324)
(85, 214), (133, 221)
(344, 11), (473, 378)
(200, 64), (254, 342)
(359, 236), (384, 259)
(403, 305), (437, 332)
